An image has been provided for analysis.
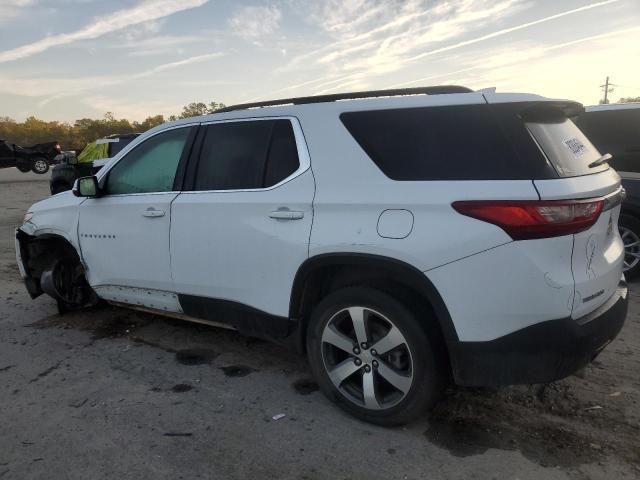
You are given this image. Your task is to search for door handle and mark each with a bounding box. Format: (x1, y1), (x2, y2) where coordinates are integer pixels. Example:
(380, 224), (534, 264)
(142, 208), (165, 218)
(269, 209), (304, 220)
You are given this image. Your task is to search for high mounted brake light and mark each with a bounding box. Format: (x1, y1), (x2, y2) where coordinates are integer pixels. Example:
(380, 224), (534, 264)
(452, 199), (604, 240)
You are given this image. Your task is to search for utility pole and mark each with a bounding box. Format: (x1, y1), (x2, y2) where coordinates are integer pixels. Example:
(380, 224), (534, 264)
(600, 76), (616, 104)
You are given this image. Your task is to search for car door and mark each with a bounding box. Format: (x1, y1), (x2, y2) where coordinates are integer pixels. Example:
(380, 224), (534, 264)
(170, 117), (314, 321)
(79, 125), (196, 310)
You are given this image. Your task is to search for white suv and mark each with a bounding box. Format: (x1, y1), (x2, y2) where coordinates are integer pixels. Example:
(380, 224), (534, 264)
(16, 86), (628, 425)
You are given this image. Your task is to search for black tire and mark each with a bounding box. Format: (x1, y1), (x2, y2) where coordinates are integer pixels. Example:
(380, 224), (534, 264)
(307, 286), (443, 426)
(31, 158), (49, 174)
(619, 214), (640, 280)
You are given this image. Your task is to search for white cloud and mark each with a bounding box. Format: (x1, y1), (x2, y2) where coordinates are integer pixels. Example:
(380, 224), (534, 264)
(274, 0), (521, 94)
(122, 19), (166, 42)
(0, 0), (210, 63)
(0, 52), (224, 106)
(393, 26), (640, 105)
(273, 0), (623, 98)
(229, 5), (281, 41)
(0, 0), (34, 25)
(82, 95), (182, 121)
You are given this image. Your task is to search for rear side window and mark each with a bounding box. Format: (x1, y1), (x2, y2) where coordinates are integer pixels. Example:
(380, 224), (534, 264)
(194, 119), (300, 191)
(526, 115), (606, 177)
(340, 105), (549, 181)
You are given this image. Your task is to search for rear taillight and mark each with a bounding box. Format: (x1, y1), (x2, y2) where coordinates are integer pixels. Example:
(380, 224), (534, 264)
(452, 199), (604, 240)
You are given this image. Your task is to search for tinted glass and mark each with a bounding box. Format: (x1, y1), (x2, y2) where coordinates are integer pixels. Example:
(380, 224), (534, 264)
(106, 127), (191, 195)
(195, 119), (299, 191)
(264, 120), (299, 187)
(109, 137), (138, 157)
(526, 118), (607, 177)
(340, 105), (547, 181)
(576, 109), (640, 173)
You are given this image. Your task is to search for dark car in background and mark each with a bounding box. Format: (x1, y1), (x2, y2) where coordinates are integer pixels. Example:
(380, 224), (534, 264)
(0, 140), (61, 174)
(577, 103), (640, 277)
(50, 133), (140, 194)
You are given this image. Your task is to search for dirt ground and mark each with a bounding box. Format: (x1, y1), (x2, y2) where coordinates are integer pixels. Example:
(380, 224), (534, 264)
(1, 168), (639, 479)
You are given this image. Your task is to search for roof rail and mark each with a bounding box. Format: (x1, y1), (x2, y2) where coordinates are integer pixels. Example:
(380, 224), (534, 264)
(215, 85), (473, 113)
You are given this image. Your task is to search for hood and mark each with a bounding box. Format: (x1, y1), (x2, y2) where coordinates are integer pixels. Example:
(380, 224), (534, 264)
(30, 189), (83, 211)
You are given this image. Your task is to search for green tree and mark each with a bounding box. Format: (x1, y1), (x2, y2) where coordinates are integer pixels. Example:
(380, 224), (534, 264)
(619, 96), (640, 103)
(208, 101), (226, 112)
(134, 115), (165, 131)
(179, 102), (209, 118)
(0, 99), (225, 151)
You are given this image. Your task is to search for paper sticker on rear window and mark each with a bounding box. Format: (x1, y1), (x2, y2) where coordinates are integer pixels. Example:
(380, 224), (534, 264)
(563, 137), (587, 158)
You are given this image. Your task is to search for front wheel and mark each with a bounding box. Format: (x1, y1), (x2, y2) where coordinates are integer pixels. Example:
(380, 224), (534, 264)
(31, 158), (49, 174)
(307, 286), (443, 426)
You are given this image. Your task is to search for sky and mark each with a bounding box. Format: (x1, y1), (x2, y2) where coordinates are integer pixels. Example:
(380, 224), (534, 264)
(0, 0), (639, 122)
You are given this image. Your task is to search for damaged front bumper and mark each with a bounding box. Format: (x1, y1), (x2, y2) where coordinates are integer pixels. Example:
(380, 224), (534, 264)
(15, 228), (44, 299)
(14, 228), (28, 279)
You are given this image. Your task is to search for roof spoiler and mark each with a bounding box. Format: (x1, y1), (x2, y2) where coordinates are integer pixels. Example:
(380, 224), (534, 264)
(518, 101), (584, 121)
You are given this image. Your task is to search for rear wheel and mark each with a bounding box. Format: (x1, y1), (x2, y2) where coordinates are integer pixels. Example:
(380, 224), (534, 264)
(307, 286), (443, 426)
(619, 214), (640, 280)
(31, 158), (49, 174)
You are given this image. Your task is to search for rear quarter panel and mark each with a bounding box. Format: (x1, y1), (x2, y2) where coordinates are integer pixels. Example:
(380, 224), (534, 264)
(299, 104), (540, 271)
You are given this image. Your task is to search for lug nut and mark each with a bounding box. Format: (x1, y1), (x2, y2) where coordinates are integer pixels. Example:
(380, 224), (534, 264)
(370, 349), (377, 356)
(361, 342), (369, 349)
(353, 347), (361, 355)
(364, 365), (372, 372)
(372, 360), (379, 368)
(354, 358), (362, 366)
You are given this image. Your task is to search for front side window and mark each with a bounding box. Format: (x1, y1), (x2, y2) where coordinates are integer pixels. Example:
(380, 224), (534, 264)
(105, 127), (192, 195)
(194, 119), (300, 191)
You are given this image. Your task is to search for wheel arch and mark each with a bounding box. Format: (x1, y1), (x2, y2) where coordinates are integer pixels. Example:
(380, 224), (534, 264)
(289, 253), (459, 354)
(16, 229), (83, 299)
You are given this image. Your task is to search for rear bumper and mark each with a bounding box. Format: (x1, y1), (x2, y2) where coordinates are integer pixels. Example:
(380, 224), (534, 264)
(450, 280), (628, 386)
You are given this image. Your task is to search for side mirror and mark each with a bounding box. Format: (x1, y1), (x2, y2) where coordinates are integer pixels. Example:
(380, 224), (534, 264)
(73, 176), (100, 197)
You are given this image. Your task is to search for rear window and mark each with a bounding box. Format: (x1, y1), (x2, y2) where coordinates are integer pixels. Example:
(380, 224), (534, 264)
(340, 105), (555, 181)
(526, 118), (606, 177)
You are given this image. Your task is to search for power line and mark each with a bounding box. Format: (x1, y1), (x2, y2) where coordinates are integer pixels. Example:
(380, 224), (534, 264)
(615, 84), (640, 91)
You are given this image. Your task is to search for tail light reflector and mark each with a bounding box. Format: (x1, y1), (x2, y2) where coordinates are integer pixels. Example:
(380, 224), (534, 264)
(452, 199), (604, 240)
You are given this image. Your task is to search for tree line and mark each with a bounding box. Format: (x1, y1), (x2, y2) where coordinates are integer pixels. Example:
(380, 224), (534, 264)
(0, 101), (225, 151)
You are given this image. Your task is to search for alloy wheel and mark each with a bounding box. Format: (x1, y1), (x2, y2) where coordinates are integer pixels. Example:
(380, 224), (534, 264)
(33, 159), (48, 174)
(321, 306), (414, 410)
(620, 225), (640, 272)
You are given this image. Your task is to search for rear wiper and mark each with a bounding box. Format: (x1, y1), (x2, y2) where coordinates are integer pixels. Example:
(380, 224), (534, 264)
(588, 153), (612, 168)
